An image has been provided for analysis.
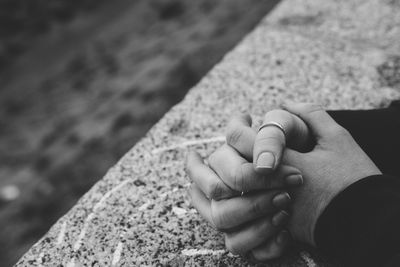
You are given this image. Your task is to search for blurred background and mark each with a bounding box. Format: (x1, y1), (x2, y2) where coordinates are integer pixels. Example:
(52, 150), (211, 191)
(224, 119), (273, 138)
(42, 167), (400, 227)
(0, 0), (279, 265)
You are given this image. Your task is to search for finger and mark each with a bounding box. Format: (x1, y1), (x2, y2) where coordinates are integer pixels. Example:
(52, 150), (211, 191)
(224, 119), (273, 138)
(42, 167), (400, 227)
(188, 184), (214, 226)
(276, 165), (304, 187)
(282, 102), (341, 140)
(224, 211), (289, 254)
(250, 230), (291, 262)
(209, 146), (303, 193)
(208, 144), (252, 192)
(226, 113), (256, 160)
(253, 110), (309, 174)
(186, 151), (235, 200)
(210, 191), (290, 230)
(209, 145), (303, 192)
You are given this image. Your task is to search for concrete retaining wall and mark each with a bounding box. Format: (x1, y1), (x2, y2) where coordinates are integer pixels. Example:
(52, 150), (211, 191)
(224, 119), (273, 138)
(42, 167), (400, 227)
(16, 0), (400, 266)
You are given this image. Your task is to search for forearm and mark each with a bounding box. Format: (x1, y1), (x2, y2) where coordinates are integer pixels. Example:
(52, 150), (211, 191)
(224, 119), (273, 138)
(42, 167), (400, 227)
(314, 174), (400, 267)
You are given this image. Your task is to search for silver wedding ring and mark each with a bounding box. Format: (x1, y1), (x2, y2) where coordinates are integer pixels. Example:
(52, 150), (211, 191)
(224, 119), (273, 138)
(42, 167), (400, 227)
(258, 121), (286, 136)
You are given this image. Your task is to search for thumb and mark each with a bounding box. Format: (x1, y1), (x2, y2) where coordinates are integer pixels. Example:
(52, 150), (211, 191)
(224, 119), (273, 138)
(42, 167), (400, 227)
(253, 109), (310, 174)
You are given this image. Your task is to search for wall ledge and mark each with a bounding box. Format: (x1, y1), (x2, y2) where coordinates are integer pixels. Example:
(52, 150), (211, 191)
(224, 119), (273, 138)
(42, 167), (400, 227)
(17, 0), (400, 266)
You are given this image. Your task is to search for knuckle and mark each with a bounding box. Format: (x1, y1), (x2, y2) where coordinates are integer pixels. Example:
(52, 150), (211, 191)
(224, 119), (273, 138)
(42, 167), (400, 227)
(304, 103), (324, 114)
(207, 150), (219, 167)
(251, 199), (263, 215)
(211, 204), (225, 230)
(232, 163), (246, 191)
(257, 134), (282, 143)
(225, 236), (241, 255)
(208, 145), (228, 167)
(334, 126), (350, 137)
(224, 238), (234, 253)
(326, 125), (350, 140)
(213, 219), (224, 231)
(278, 165), (301, 181)
(257, 135), (285, 147)
(240, 163), (252, 192)
(185, 162), (194, 179)
(265, 109), (288, 120)
(226, 127), (244, 146)
(209, 181), (224, 200)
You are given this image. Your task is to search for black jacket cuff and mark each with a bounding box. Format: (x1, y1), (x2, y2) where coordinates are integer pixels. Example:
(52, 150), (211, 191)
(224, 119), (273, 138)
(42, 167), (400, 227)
(314, 174), (400, 267)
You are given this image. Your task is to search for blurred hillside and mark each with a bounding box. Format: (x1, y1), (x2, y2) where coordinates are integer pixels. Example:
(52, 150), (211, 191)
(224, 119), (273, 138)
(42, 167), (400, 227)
(0, 0), (278, 265)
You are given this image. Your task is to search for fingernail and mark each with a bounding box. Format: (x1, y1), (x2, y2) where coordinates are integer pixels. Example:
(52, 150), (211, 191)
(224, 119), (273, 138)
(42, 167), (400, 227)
(256, 152), (275, 169)
(276, 230), (290, 245)
(272, 210), (289, 227)
(272, 192), (291, 209)
(285, 174), (303, 186)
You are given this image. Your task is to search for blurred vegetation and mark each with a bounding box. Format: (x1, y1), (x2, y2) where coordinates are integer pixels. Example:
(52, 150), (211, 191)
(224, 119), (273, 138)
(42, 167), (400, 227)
(0, 0), (279, 265)
(0, 0), (108, 71)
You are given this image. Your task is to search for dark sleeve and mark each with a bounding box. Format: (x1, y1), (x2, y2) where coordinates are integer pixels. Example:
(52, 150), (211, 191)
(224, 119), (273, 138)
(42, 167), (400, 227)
(314, 175), (400, 267)
(327, 101), (400, 177)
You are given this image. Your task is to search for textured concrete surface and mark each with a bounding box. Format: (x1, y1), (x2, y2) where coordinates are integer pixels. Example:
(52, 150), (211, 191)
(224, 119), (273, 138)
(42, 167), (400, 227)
(16, 0), (400, 266)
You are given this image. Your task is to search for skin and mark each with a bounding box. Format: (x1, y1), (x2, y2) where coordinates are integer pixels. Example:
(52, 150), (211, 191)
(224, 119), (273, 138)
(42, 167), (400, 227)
(273, 103), (381, 245)
(186, 103), (382, 262)
(186, 147), (296, 258)
(186, 110), (307, 260)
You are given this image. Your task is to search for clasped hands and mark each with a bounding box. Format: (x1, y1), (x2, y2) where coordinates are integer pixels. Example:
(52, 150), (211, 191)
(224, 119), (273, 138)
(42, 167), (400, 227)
(186, 103), (381, 262)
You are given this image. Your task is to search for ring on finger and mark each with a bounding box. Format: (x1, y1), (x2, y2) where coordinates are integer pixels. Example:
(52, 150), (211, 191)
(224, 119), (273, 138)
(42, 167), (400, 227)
(258, 121), (286, 137)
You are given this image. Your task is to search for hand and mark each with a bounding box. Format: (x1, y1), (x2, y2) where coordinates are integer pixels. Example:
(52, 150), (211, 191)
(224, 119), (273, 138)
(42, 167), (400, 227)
(253, 103), (382, 246)
(186, 113), (304, 261)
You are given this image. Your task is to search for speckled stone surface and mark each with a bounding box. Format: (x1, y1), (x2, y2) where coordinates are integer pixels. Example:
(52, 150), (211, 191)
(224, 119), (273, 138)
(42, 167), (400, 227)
(16, 0), (400, 266)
